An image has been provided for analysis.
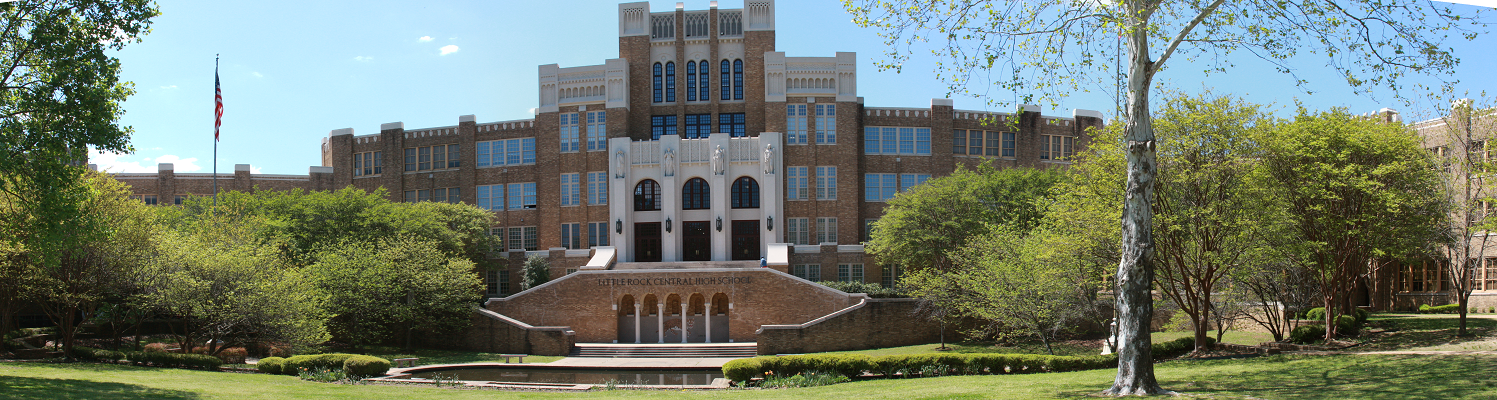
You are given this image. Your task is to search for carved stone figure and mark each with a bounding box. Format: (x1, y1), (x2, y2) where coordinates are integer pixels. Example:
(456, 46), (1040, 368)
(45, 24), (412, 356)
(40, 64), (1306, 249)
(712, 145), (726, 175)
(614, 150), (627, 179)
(662, 147), (676, 177)
(762, 143), (775, 175)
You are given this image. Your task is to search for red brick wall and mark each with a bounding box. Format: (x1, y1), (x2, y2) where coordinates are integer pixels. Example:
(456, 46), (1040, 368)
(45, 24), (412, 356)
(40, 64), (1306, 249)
(756, 298), (940, 355)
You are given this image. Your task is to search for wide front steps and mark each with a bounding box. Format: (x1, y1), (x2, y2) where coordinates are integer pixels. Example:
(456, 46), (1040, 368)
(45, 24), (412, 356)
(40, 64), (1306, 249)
(569, 343), (758, 358)
(611, 261), (762, 270)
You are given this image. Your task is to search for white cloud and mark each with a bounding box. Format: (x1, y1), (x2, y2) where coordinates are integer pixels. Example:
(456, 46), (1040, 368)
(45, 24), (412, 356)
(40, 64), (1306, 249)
(89, 150), (206, 173)
(159, 85), (178, 90)
(354, 56), (374, 62)
(251, 72), (264, 78)
(439, 45), (460, 55)
(250, 166), (264, 174)
(418, 36), (434, 42)
(153, 155), (204, 172)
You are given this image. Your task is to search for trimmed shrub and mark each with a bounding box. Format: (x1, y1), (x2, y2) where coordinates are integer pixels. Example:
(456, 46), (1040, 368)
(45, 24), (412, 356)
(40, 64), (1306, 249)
(724, 349), (1143, 384)
(72, 347), (125, 362)
(1290, 324), (1324, 344)
(1336, 315), (1358, 335)
(123, 351), (224, 369)
(814, 281), (909, 298)
(1151, 336), (1213, 360)
(283, 353), (358, 375)
(143, 343), (171, 353)
(343, 355), (392, 378)
(192, 347), (248, 364)
(1354, 308), (1369, 324)
(1420, 304), (1461, 314)
(257, 357), (286, 374)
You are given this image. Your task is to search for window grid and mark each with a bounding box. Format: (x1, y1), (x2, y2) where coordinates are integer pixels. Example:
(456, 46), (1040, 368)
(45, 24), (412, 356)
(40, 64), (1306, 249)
(560, 173), (580, 207)
(588, 222), (611, 247)
(787, 166), (808, 200)
(508, 226), (539, 251)
(506, 182), (537, 210)
(488, 227), (505, 252)
(792, 264), (821, 281)
(682, 178), (710, 210)
(720, 60), (731, 101)
(731, 177), (760, 209)
(1042, 135), (1075, 160)
(1003, 132), (1016, 157)
(686, 61), (697, 102)
(653, 62), (663, 103)
(815, 104), (836, 144)
(635, 179), (661, 211)
(476, 138), (536, 167)
(787, 105), (808, 144)
(587, 172), (608, 205)
(664, 62), (676, 103)
(864, 127), (932, 155)
(732, 59), (743, 100)
(865, 173), (897, 202)
(559, 113), (580, 152)
(476, 184), (503, 210)
(838, 264), (864, 283)
(697, 60), (709, 101)
(816, 217), (838, 244)
(881, 265), (898, 288)
(353, 151), (382, 176)
(953, 129), (967, 154)
(404, 145), (459, 172)
(786, 218), (811, 245)
(403, 188), (461, 204)
(685, 114), (712, 139)
(718, 113), (746, 137)
(561, 223), (582, 249)
(586, 112), (607, 151)
(816, 166), (837, 200)
(651, 115), (677, 140)
(864, 218), (877, 242)
(900, 174), (930, 192)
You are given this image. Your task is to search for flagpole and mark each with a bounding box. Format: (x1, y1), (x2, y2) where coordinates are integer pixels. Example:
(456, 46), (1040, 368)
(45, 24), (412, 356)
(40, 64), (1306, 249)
(213, 54), (219, 209)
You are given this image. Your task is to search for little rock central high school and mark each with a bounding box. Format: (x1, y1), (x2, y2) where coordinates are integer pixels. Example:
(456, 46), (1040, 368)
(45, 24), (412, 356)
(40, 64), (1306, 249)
(118, 1), (1105, 355)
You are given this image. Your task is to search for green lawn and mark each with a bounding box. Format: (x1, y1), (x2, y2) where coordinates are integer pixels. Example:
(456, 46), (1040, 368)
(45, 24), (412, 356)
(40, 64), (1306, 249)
(1353, 314), (1497, 352)
(1152, 329), (1277, 347)
(4, 354), (1495, 399)
(822, 340), (1098, 357)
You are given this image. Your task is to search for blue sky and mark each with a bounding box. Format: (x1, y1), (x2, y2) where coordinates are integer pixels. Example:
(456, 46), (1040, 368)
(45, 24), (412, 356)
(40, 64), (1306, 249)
(90, 0), (1497, 175)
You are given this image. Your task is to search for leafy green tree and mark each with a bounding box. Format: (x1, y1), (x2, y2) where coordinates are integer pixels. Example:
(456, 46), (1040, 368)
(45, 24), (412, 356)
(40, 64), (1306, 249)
(866, 164), (1065, 272)
(520, 255), (551, 292)
(140, 213), (328, 356)
(308, 236), (481, 350)
(846, 0), (1481, 393)
(1258, 108), (1448, 341)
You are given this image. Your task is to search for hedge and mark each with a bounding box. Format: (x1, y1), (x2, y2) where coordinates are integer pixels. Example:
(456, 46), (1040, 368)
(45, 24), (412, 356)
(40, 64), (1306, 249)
(1305, 307), (1369, 324)
(123, 350), (223, 369)
(257, 357), (286, 374)
(1420, 304), (1462, 314)
(273, 353), (391, 378)
(72, 347), (126, 362)
(721, 337), (1207, 383)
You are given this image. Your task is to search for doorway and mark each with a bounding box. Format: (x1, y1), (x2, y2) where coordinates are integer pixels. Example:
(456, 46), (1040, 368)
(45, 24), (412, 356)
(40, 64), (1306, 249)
(731, 220), (760, 260)
(682, 221), (711, 261)
(634, 222), (662, 262)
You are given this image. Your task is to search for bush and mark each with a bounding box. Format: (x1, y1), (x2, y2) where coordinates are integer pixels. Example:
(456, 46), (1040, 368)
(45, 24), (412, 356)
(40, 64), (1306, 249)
(257, 357), (286, 374)
(143, 343), (171, 353)
(760, 370), (850, 388)
(722, 352), (1123, 384)
(283, 353), (357, 375)
(72, 347), (125, 362)
(123, 351), (224, 369)
(1420, 304), (1461, 314)
(814, 281), (909, 298)
(342, 355), (392, 378)
(1336, 315), (1358, 335)
(1151, 336), (1213, 360)
(1354, 308), (1369, 324)
(1305, 307), (1367, 325)
(192, 347), (248, 364)
(1290, 324), (1324, 344)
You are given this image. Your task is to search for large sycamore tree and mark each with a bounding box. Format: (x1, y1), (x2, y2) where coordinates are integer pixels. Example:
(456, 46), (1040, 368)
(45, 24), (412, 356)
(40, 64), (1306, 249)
(846, 0), (1483, 394)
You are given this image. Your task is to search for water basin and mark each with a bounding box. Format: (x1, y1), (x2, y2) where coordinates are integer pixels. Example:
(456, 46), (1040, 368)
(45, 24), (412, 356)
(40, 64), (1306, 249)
(405, 367), (723, 385)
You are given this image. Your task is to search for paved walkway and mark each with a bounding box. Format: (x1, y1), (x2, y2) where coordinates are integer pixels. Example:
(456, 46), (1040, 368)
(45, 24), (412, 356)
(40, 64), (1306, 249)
(546, 357), (740, 368)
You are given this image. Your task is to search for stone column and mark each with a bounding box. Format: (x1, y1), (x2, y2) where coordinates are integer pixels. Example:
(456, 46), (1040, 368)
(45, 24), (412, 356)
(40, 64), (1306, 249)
(657, 301), (665, 343)
(705, 300), (713, 343)
(680, 301), (689, 344)
(633, 303), (641, 344)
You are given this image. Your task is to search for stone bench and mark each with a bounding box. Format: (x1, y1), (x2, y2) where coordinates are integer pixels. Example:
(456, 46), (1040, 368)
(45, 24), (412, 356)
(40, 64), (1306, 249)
(500, 354), (527, 363)
(393, 357), (419, 368)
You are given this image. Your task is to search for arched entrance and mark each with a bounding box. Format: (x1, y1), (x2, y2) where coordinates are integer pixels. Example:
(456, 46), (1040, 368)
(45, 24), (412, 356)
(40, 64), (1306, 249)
(710, 292), (730, 343)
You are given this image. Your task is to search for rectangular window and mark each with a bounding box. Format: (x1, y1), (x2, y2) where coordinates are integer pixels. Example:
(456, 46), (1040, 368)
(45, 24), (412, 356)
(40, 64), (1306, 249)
(792, 264), (821, 281)
(476, 184), (503, 211)
(786, 217), (811, 245)
(787, 104), (808, 145)
(588, 222), (611, 247)
(900, 174), (930, 192)
(864, 127), (931, 155)
(968, 130), (984, 155)
(816, 217), (838, 244)
(865, 173), (897, 202)
(586, 111), (607, 151)
(507, 182), (537, 210)
(485, 269), (502, 296)
(404, 145), (459, 171)
(838, 264), (864, 283)
(173, 195), (188, 205)
(508, 226), (539, 251)
(651, 115), (677, 140)
(1002, 132), (1016, 157)
(587, 172), (608, 205)
(353, 151), (382, 176)
(498, 269), (510, 295)
(488, 227), (505, 252)
(816, 166), (837, 200)
(560, 173), (580, 206)
(881, 265), (899, 288)
(684, 114), (712, 139)
(560, 113), (580, 152)
(787, 166), (809, 200)
(1042, 135), (1075, 160)
(418, 146), (430, 171)
(404, 190), (417, 203)
(407, 188), (459, 203)
(561, 223), (582, 249)
(719, 113), (746, 137)
(814, 105), (836, 144)
(864, 218), (877, 242)
(952, 129), (967, 154)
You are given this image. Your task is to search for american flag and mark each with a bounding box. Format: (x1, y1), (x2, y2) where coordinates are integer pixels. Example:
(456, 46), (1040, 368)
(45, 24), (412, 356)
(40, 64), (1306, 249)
(214, 60), (222, 141)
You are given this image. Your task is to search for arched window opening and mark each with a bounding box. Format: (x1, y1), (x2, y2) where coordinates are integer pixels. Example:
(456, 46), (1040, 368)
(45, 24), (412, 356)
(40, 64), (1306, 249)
(652, 63), (663, 103)
(732, 59), (744, 100)
(698, 60), (709, 101)
(711, 293), (729, 315)
(682, 178), (710, 210)
(686, 61), (697, 101)
(620, 295), (637, 316)
(731, 177), (759, 209)
(664, 62), (676, 103)
(635, 180), (661, 211)
(720, 60), (731, 101)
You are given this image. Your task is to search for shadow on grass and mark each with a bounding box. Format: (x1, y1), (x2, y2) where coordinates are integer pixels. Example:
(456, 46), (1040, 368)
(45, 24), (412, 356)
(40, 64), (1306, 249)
(0, 375), (200, 400)
(1159, 355), (1497, 399)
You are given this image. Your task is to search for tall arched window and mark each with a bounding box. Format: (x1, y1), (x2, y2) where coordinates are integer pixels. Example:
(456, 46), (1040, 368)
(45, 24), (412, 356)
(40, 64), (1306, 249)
(733, 59), (744, 100)
(652, 63), (663, 103)
(698, 60), (709, 101)
(731, 177), (760, 209)
(635, 179), (661, 211)
(682, 178), (710, 210)
(686, 61), (697, 101)
(720, 60), (731, 101)
(664, 62), (676, 103)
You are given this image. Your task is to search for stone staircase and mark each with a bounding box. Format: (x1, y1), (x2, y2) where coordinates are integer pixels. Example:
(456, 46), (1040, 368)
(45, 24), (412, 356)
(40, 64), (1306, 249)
(611, 261), (761, 270)
(569, 343), (758, 358)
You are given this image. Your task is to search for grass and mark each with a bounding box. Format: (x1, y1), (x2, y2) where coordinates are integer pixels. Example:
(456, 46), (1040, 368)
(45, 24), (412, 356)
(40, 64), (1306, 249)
(4, 354), (1496, 399)
(821, 340), (1099, 357)
(1351, 314), (1497, 352)
(1151, 329), (1277, 347)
